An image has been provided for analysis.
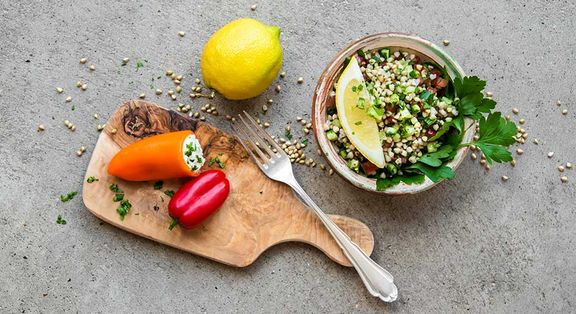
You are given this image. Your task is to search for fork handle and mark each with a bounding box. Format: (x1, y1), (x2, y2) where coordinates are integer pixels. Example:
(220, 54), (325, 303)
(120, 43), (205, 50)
(288, 181), (398, 302)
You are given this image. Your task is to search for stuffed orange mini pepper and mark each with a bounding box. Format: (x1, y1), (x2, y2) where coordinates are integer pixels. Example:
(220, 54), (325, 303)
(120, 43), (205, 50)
(108, 130), (205, 181)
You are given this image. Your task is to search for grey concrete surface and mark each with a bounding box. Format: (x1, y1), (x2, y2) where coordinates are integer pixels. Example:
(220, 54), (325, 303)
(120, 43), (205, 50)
(1, 0), (575, 313)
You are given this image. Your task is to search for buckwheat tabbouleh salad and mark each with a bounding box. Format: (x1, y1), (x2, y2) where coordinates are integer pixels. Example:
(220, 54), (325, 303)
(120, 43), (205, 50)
(325, 47), (518, 190)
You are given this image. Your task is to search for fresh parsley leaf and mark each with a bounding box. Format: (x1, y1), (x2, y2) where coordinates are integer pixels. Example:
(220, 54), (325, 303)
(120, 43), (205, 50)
(453, 76), (486, 99)
(60, 191), (77, 202)
(164, 190), (175, 197)
(406, 163), (455, 183)
(376, 174), (425, 190)
(153, 180), (164, 190)
(453, 76), (491, 119)
(477, 98), (496, 113)
(116, 200), (132, 221)
(56, 215), (67, 225)
(86, 176), (99, 183)
(418, 146), (453, 167)
(301, 139), (309, 145)
(285, 130), (293, 140)
(459, 93), (484, 116)
(354, 121), (362, 126)
(470, 112), (517, 164)
(476, 112), (517, 146)
(476, 143), (513, 164)
(452, 115), (464, 134)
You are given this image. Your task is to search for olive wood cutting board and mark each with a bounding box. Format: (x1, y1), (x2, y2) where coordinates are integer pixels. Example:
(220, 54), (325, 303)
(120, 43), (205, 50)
(82, 100), (374, 267)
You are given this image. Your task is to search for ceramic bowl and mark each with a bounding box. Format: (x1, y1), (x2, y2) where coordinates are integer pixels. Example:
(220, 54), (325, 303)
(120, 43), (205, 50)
(311, 33), (475, 195)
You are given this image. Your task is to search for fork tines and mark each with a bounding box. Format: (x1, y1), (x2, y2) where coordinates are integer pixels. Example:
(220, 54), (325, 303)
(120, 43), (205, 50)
(232, 111), (286, 166)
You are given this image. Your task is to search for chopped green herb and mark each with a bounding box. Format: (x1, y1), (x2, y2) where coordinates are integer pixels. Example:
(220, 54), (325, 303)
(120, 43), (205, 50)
(56, 215), (67, 225)
(301, 139), (309, 145)
(208, 157), (225, 169)
(153, 180), (164, 190)
(86, 176), (99, 183)
(351, 84), (364, 94)
(116, 199), (132, 221)
(366, 106), (384, 120)
(356, 97), (366, 109)
(286, 130), (293, 140)
(354, 121), (363, 126)
(164, 190), (175, 197)
(109, 183), (125, 202)
(185, 142), (198, 157)
(109, 183), (123, 194)
(136, 60), (145, 71)
(112, 193), (124, 202)
(71, 105), (75, 111)
(60, 191), (77, 202)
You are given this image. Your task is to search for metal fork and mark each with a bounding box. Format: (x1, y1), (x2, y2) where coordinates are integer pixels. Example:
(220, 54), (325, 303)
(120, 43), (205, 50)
(233, 111), (398, 303)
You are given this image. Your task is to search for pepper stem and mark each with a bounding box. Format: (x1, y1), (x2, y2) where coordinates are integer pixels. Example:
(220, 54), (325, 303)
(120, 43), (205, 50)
(168, 218), (179, 231)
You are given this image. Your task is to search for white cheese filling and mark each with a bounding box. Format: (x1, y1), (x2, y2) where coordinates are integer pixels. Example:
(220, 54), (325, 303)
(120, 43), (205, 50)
(182, 134), (205, 172)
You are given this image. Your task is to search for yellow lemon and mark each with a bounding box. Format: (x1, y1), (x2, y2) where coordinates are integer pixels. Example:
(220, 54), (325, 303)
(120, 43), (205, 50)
(335, 57), (385, 168)
(201, 18), (283, 100)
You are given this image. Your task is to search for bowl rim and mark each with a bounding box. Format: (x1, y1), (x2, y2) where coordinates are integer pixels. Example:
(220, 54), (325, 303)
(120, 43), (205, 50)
(312, 32), (475, 195)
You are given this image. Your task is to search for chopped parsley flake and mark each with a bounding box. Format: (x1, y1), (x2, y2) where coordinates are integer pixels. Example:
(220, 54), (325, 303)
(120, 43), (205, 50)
(164, 190), (175, 197)
(208, 157), (225, 169)
(109, 184), (123, 194)
(136, 59), (147, 71)
(56, 215), (67, 225)
(60, 191), (77, 202)
(112, 193), (124, 202)
(86, 176), (99, 183)
(153, 180), (164, 190)
(109, 183), (125, 202)
(185, 142), (197, 157)
(116, 200), (132, 221)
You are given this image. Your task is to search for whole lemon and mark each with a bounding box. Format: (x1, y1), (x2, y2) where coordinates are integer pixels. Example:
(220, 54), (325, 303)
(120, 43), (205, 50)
(201, 18), (283, 100)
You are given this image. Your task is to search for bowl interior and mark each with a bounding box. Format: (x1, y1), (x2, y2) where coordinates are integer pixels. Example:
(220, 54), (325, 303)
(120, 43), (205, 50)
(312, 33), (475, 195)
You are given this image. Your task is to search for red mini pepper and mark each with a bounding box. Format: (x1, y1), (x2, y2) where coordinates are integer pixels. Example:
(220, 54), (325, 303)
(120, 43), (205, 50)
(168, 170), (230, 230)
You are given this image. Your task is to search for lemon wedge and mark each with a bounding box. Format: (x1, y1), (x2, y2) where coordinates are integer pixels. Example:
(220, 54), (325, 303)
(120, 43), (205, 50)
(335, 57), (385, 168)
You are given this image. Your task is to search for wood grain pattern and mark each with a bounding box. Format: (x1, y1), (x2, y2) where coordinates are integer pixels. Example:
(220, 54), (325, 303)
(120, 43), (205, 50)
(82, 100), (374, 267)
